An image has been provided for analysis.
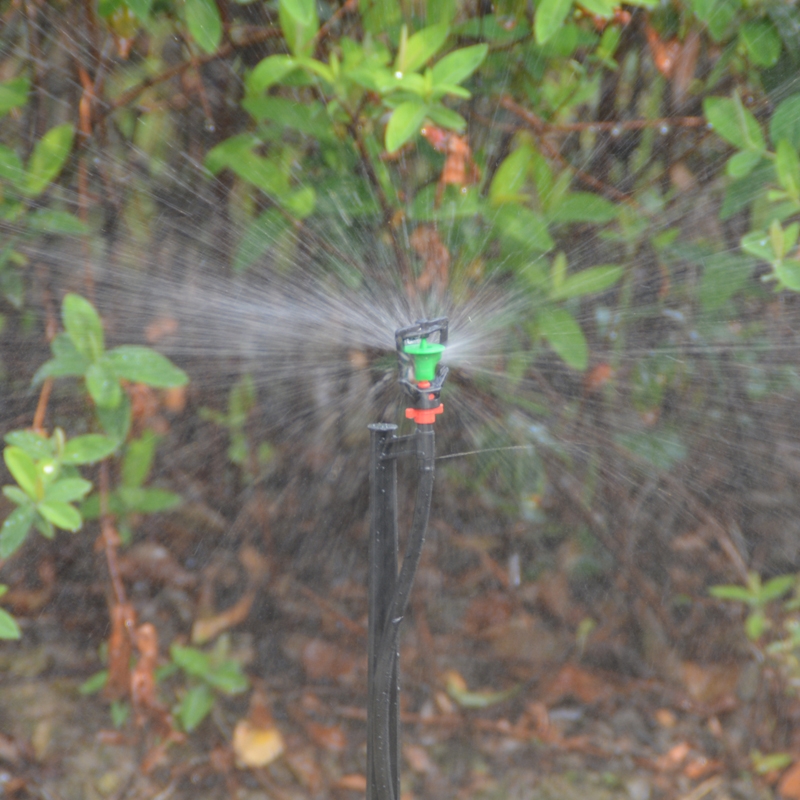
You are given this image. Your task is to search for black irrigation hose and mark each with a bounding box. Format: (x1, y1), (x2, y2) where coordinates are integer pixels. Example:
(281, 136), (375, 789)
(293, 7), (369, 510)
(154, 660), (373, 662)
(370, 426), (435, 800)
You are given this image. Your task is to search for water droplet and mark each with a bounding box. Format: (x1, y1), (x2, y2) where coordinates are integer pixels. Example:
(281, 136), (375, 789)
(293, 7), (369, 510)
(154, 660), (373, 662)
(43, 463), (54, 474)
(394, 71), (403, 79)
(706, 122), (714, 130)
(659, 124), (669, 135)
(588, 124), (598, 133)
(760, 239), (768, 247)
(611, 125), (622, 137)
(460, 186), (467, 195)
(204, 119), (216, 133)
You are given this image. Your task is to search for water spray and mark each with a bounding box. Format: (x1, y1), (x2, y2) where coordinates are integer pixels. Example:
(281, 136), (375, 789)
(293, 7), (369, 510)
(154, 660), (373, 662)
(367, 318), (448, 800)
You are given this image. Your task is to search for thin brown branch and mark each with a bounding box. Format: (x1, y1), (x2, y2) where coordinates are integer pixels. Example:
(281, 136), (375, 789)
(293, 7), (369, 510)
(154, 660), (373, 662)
(497, 96), (635, 204)
(103, 27), (282, 116)
(99, 461), (128, 607)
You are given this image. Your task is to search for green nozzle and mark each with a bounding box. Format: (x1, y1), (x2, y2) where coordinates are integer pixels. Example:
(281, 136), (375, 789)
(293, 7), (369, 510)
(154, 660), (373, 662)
(403, 338), (445, 383)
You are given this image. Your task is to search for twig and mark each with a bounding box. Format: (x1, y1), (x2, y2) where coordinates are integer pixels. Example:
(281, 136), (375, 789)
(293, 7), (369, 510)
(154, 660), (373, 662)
(497, 96), (636, 204)
(99, 461), (127, 607)
(296, 582), (366, 638)
(102, 27), (283, 116)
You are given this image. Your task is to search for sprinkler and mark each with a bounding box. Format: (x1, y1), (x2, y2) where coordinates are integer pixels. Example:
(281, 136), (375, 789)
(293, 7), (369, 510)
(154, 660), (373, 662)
(367, 318), (448, 800)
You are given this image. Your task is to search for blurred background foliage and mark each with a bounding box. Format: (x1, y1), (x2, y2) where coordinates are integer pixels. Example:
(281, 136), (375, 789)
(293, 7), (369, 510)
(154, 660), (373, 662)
(3, 0), (800, 727)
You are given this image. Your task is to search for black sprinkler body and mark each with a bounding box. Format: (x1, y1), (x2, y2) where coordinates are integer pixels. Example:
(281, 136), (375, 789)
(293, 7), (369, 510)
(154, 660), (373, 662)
(366, 319), (448, 800)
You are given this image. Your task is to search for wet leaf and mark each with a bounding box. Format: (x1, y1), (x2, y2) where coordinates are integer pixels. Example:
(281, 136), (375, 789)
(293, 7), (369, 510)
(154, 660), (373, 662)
(192, 591), (255, 644)
(0, 77), (29, 117)
(79, 670), (109, 695)
(185, 0), (222, 55)
(37, 500), (81, 531)
(62, 435), (118, 465)
(246, 55), (299, 94)
(107, 346), (188, 388)
(398, 23), (449, 74)
(4, 432), (52, 460)
(0, 607), (21, 640)
(550, 265), (623, 300)
(62, 294), (104, 361)
(178, 684), (214, 731)
(43, 478), (92, 504)
(0, 504), (36, 558)
(740, 20), (781, 67)
(204, 660), (249, 694)
(233, 719), (285, 767)
(704, 94), (765, 152)
(385, 101), (428, 153)
(431, 44), (487, 86)
(86, 360), (122, 408)
(4, 447), (38, 499)
(25, 124), (74, 197)
(537, 307), (588, 370)
(536, 0), (573, 44)
(771, 94), (800, 149)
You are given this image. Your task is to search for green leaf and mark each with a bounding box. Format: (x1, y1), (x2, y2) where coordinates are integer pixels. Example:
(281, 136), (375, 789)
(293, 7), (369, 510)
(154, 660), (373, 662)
(431, 44), (487, 86)
(26, 210), (88, 235)
(726, 149), (761, 179)
(699, 253), (753, 310)
(4, 447), (38, 499)
(25, 124), (74, 197)
(97, 393), (132, 442)
(107, 346), (188, 388)
(775, 139), (800, 199)
(385, 101), (428, 153)
(122, 432), (157, 488)
(43, 477), (93, 503)
(740, 20), (781, 67)
(281, 186), (316, 218)
(117, 487), (182, 513)
(551, 265), (623, 300)
(709, 584), (753, 602)
(0, 145), (25, 188)
(771, 95), (800, 149)
(279, 0), (318, 56)
(745, 611), (766, 640)
(489, 146), (533, 205)
(246, 56), (299, 94)
(233, 208), (291, 273)
(550, 193), (620, 223)
(79, 670), (109, 695)
(0, 77), (30, 117)
(37, 500), (81, 531)
(703, 95), (765, 152)
(0, 504), (35, 558)
(741, 231), (773, 262)
(33, 333), (91, 384)
(205, 134), (261, 175)
(0, 607), (21, 640)
(62, 294), (104, 361)
(775, 259), (800, 291)
(493, 204), (554, 253)
(178, 684), (215, 732)
(204, 661), (249, 694)
(86, 360), (123, 408)
(760, 574), (795, 602)
(62, 434), (118, 465)
(537, 307), (588, 370)
(3, 486), (31, 506)
(126, 0), (153, 18)
(171, 644), (212, 678)
(398, 24), (449, 74)
(425, 105), (466, 130)
(185, 0), (222, 54)
(535, 0), (573, 45)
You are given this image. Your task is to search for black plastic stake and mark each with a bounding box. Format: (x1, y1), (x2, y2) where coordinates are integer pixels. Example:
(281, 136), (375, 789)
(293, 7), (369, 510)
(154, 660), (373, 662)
(367, 423), (400, 800)
(367, 318), (448, 800)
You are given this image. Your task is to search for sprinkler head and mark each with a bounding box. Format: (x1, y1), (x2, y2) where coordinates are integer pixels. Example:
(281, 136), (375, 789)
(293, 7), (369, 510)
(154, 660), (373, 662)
(403, 338), (446, 383)
(395, 318), (449, 423)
